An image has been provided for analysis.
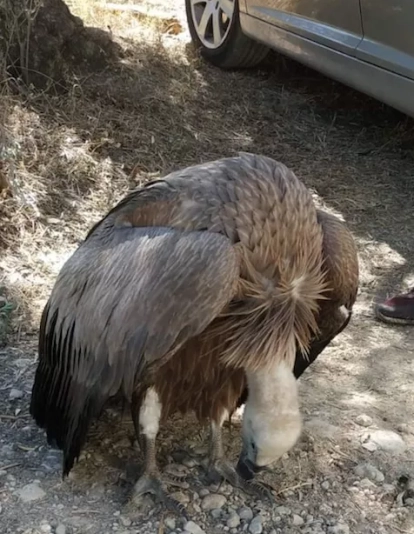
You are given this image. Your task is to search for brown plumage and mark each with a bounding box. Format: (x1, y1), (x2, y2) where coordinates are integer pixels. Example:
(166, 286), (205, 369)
(30, 153), (358, 511)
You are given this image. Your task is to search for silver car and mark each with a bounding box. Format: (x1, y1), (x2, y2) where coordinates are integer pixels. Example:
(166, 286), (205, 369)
(185, 0), (414, 118)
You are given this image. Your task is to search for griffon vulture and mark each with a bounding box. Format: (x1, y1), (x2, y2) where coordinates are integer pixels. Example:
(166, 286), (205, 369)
(30, 153), (359, 512)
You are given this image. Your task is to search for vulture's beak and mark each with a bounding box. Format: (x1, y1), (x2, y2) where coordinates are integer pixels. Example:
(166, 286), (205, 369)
(236, 445), (266, 481)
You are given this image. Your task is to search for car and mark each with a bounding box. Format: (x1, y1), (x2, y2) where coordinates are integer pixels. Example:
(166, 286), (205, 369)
(185, 0), (414, 118)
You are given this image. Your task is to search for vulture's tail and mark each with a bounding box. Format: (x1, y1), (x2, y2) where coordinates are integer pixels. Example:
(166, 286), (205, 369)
(30, 302), (107, 476)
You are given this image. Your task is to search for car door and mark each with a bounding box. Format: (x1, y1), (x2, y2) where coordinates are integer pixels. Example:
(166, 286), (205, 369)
(245, 0), (363, 56)
(356, 1), (414, 80)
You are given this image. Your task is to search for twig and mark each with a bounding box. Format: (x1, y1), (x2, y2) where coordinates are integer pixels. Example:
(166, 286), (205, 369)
(0, 462), (20, 470)
(158, 514), (165, 534)
(275, 481), (313, 496)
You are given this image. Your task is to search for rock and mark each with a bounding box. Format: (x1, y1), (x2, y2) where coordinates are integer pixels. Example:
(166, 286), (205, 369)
(292, 514), (305, 526)
(198, 488), (210, 497)
(16, 482), (46, 502)
(211, 509), (222, 519)
(227, 511), (240, 528)
(40, 524), (52, 533)
(369, 430), (406, 454)
(201, 493), (227, 510)
(355, 414), (373, 427)
(321, 480), (330, 490)
(359, 478), (376, 489)
(327, 522), (350, 534)
(239, 506), (254, 521)
(249, 515), (263, 534)
(164, 517), (176, 530)
(119, 516), (131, 527)
(354, 463), (384, 483)
(56, 526), (66, 534)
(275, 506), (290, 515)
(170, 491), (190, 504)
(184, 521), (206, 534)
(9, 388), (23, 400)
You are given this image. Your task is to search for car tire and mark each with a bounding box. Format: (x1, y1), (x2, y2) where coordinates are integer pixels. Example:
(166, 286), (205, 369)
(185, 0), (269, 69)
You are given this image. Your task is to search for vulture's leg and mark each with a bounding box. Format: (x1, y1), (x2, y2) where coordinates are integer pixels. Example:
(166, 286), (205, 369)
(130, 388), (187, 517)
(206, 411), (274, 502)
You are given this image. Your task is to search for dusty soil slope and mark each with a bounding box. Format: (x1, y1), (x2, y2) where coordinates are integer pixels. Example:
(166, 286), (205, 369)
(1, 2), (414, 534)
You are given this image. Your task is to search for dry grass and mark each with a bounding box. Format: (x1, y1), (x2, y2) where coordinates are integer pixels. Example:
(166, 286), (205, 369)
(1, 0), (414, 340)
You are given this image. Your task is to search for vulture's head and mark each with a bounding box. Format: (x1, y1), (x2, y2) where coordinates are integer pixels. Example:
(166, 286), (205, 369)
(236, 361), (302, 480)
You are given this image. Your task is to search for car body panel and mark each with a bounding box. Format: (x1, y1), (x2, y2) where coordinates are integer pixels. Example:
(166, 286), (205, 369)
(235, 0), (414, 118)
(245, 1), (363, 54)
(240, 12), (414, 118)
(356, 0), (414, 80)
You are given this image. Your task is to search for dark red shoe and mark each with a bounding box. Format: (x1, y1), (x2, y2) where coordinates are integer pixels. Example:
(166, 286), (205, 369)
(375, 288), (414, 325)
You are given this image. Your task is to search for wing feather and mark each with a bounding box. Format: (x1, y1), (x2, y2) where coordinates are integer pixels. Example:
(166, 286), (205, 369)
(31, 226), (239, 473)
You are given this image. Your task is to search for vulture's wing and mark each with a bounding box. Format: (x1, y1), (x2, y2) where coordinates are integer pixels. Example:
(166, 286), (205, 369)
(293, 210), (359, 378)
(31, 226), (239, 473)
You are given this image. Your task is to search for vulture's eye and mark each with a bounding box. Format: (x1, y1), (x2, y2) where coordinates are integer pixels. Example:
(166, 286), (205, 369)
(250, 440), (257, 452)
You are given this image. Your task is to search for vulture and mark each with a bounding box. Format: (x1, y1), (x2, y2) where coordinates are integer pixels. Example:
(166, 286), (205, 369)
(30, 152), (358, 513)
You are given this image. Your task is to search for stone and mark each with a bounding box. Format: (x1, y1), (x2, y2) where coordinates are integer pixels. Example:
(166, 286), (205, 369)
(368, 430), (406, 453)
(119, 516), (131, 527)
(239, 507), (254, 521)
(275, 506), (290, 515)
(354, 463), (384, 483)
(40, 524), (52, 533)
(164, 517), (176, 530)
(9, 388), (23, 400)
(227, 511), (240, 528)
(249, 515), (263, 534)
(292, 514), (305, 526)
(56, 526), (66, 534)
(201, 493), (227, 511)
(321, 480), (330, 490)
(16, 483), (46, 502)
(327, 522), (350, 534)
(170, 491), (190, 504)
(184, 521), (206, 534)
(355, 414), (373, 427)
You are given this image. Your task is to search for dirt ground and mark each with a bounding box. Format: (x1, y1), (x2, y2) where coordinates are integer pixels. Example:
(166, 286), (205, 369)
(1, 2), (414, 534)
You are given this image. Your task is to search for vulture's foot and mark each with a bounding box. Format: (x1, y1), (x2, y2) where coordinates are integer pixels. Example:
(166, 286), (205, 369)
(131, 473), (188, 518)
(207, 460), (274, 503)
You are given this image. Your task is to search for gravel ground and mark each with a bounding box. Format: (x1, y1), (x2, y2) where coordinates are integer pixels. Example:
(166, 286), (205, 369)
(1, 2), (414, 534)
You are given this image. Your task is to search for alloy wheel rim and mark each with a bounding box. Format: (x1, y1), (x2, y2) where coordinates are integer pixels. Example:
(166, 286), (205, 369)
(190, 0), (235, 49)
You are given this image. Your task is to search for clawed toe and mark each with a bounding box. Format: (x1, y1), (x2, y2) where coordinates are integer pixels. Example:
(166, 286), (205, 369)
(206, 461), (274, 503)
(131, 474), (188, 518)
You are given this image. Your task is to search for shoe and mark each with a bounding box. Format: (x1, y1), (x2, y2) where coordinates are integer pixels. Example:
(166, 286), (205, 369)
(375, 288), (414, 325)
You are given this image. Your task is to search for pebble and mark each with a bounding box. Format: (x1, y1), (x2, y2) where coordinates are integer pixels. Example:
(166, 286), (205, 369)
(56, 526), (66, 534)
(321, 480), (330, 490)
(40, 524), (52, 533)
(184, 520), (206, 534)
(210, 509), (222, 519)
(201, 493), (227, 510)
(249, 515), (263, 534)
(227, 511), (241, 528)
(355, 414), (373, 427)
(327, 522), (350, 534)
(9, 388), (23, 400)
(16, 482), (46, 502)
(119, 516), (131, 527)
(239, 507), (254, 521)
(164, 517), (176, 530)
(292, 514), (305, 526)
(170, 491), (190, 504)
(371, 430), (406, 453)
(275, 506), (290, 515)
(354, 463), (384, 483)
